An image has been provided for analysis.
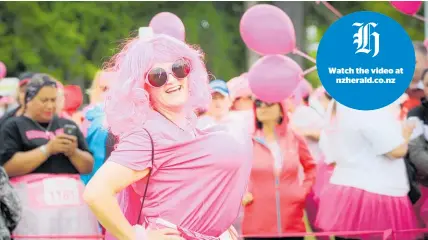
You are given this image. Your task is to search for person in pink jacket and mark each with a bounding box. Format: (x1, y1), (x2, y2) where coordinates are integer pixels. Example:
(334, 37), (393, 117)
(242, 98), (316, 240)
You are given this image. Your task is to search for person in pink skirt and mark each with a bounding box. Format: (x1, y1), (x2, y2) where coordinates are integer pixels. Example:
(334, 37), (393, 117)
(316, 102), (419, 240)
(83, 27), (252, 240)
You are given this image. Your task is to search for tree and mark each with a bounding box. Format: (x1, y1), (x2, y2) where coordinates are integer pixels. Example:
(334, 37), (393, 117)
(0, 1), (246, 88)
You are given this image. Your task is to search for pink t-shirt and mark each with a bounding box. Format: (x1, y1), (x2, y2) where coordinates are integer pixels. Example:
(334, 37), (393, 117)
(107, 111), (253, 238)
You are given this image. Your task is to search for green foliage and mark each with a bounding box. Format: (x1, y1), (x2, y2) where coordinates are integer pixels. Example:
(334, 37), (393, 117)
(0, 1), (246, 85)
(1, 1), (424, 90)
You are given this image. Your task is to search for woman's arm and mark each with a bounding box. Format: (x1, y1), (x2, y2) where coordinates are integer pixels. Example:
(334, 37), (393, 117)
(361, 110), (413, 160)
(296, 135), (316, 193)
(385, 120), (414, 159)
(4, 148), (49, 177)
(68, 148), (94, 174)
(83, 161), (149, 240)
(84, 129), (184, 240)
(0, 121), (50, 177)
(296, 135), (317, 194)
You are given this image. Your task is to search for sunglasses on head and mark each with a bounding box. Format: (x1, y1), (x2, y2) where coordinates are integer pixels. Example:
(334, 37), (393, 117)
(145, 59), (191, 88)
(255, 99), (276, 108)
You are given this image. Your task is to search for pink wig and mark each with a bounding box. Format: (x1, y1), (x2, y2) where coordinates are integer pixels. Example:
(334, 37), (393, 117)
(104, 34), (211, 135)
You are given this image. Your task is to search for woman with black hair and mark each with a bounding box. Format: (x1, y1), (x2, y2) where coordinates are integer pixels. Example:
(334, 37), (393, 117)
(242, 99), (316, 240)
(0, 73), (98, 238)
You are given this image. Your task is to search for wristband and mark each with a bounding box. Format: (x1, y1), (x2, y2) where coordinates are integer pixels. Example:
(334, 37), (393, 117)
(133, 225), (147, 240)
(39, 145), (49, 156)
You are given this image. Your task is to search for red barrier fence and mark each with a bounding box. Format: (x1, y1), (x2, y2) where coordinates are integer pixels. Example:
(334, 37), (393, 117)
(10, 228), (428, 240)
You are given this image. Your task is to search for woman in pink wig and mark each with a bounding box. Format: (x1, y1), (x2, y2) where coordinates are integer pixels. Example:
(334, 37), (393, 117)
(316, 102), (419, 240)
(242, 99), (316, 240)
(83, 28), (252, 240)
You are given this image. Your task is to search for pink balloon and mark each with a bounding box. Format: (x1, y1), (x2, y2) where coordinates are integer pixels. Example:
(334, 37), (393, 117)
(248, 55), (302, 103)
(149, 12), (186, 42)
(240, 4), (296, 55)
(0, 61), (6, 79)
(424, 38), (428, 50)
(391, 1), (422, 15)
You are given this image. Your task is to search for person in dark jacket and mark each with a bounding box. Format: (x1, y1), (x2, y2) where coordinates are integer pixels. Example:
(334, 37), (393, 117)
(0, 166), (21, 240)
(407, 68), (428, 233)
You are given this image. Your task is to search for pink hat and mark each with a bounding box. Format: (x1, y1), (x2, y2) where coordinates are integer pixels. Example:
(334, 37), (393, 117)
(227, 73), (252, 100)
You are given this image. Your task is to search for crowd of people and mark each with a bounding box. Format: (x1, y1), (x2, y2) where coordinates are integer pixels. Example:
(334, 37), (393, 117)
(1, 28), (428, 240)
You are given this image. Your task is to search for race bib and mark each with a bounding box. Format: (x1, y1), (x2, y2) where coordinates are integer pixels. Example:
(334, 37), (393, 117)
(42, 177), (80, 206)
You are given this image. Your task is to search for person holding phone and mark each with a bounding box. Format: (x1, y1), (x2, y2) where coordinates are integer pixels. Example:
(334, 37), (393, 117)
(0, 74), (98, 238)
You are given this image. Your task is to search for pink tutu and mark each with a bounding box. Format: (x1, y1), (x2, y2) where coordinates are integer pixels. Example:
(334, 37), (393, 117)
(305, 158), (333, 240)
(315, 184), (420, 240)
(311, 159), (334, 198)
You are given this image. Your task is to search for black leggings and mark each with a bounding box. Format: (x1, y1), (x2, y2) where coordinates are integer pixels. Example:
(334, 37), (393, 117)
(244, 237), (304, 240)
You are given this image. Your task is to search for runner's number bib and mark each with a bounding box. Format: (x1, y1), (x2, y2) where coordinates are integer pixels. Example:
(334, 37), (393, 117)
(43, 177), (80, 206)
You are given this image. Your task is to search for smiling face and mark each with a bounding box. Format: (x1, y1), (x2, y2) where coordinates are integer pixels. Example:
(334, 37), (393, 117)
(147, 61), (190, 110)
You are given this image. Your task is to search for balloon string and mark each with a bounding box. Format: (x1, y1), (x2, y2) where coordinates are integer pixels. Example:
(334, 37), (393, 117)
(293, 49), (317, 63)
(302, 66), (318, 76)
(318, 1), (343, 18)
(413, 14), (427, 22)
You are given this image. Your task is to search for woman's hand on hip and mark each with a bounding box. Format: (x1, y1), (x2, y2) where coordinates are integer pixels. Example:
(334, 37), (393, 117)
(146, 228), (185, 240)
(242, 192), (253, 206)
